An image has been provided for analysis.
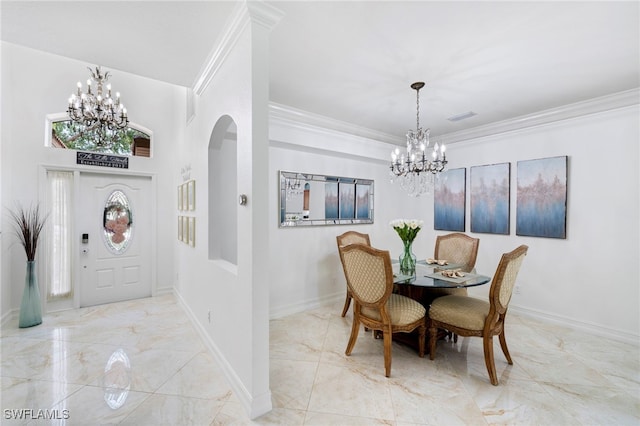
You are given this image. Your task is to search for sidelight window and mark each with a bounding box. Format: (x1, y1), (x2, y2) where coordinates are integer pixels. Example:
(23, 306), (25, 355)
(47, 170), (74, 299)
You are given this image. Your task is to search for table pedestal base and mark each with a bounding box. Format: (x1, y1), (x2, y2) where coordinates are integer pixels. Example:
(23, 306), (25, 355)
(389, 284), (456, 354)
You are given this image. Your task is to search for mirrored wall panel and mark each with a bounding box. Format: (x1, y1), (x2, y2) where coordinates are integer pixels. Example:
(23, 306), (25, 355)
(279, 171), (374, 227)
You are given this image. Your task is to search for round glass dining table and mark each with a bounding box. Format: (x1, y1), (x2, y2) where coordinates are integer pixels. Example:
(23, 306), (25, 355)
(392, 260), (492, 289)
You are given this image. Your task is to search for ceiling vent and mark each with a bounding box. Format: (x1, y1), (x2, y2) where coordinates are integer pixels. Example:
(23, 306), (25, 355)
(447, 111), (477, 122)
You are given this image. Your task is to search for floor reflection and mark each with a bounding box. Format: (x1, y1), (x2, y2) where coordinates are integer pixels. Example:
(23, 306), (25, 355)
(1, 294), (637, 425)
(103, 348), (131, 410)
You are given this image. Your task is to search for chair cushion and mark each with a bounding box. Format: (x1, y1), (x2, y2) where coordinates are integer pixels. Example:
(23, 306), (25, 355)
(429, 295), (490, 331)
(362, 293), (426, 326)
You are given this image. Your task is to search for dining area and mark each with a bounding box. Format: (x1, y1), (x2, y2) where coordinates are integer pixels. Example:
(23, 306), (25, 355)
(335, 221), (528, 385)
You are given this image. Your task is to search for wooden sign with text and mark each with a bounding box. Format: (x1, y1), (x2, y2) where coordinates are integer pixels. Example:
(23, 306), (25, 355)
(76, 152), (129, 169)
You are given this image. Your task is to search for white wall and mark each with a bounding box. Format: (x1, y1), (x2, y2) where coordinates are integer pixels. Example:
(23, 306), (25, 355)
(454, 106), (639, 341)
(268, 103), (640, 342)
(175, 2), (274, 418)
(0, 43), (183, 317)
(268, 129), (429, 318)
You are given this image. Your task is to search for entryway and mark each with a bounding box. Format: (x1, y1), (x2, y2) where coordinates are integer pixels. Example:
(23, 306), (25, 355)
(77, 172), (152, 307)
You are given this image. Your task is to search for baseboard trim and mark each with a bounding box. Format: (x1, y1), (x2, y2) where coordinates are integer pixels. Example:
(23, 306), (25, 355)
(509, 303), (639, 346)
(269, 292), (343, 319)
(154, 286), (174, 296)
(173, 289), (271, 419)
(1, 308), (17, 327)
(269, 293), (639, 346)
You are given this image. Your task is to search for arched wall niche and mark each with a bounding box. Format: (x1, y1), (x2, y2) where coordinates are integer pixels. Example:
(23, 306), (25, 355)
(208, 115), (238, 264)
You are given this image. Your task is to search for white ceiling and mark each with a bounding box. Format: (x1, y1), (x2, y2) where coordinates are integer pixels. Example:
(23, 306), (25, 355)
(2, 1), (639, 143)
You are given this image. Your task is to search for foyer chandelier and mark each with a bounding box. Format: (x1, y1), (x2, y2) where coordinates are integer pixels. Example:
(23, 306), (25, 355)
(390, 82), (447, 197)
(67, 66), (129, 147)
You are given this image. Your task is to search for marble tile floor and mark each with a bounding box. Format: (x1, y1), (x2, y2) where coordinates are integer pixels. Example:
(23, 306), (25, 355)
(1, 294), (638, 425)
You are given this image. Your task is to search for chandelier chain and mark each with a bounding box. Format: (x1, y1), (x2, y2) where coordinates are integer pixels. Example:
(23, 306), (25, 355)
(416, 87), (420, 130)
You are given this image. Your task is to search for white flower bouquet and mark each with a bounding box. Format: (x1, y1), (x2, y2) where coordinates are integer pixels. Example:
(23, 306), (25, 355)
(390, 219), (424, 243)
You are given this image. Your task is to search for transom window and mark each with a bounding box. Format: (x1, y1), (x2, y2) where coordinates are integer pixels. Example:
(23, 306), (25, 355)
(51, 118), (151, 157)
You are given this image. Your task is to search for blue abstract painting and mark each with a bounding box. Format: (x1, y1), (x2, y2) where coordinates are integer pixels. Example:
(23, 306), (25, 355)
(355, 183), (371, 219)
(516, 156), (567, 239)
(434, 168), (466, 231)
(339, 182), (355, 219)
(324, 182), (339, 219)
(470, 163), (510, 234)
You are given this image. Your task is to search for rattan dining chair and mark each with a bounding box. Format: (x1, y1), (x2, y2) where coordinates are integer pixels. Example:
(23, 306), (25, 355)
(428, 245), (528, 385)
(336, 231), (371, 317)
(341, 243), (426, 377)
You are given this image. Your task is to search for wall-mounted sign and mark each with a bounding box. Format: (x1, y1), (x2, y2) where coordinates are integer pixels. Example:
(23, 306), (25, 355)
(77, 152), (129, 169)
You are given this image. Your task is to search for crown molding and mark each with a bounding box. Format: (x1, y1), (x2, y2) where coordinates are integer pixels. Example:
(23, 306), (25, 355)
(246, 1), (284, 31)
(192, 1), (283, 96)
(270, 89), (638, 148)
(269, 102), (403, 145)
(192, 3), (247, 95)
(440, 88), (639, 145)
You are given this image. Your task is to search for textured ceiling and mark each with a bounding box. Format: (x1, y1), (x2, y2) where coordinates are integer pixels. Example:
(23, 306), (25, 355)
(2, 1), (638, 142)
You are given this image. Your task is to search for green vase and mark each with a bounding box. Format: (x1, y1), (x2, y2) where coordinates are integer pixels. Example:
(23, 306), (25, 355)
(399, 240), (417, 276)
(19, 261), (42, 328)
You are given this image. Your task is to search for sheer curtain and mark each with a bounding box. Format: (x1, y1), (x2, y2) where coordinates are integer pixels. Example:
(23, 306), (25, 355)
(47, 171), (73, 299)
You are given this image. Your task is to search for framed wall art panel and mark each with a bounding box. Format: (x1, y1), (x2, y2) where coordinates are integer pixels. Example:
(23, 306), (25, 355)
(187, 180), (196, 211)
(355, 183), (372, 220)
(188, 217), (195, 247)
(470, 163), (510, 235)
(181, 183), (188, 212)
(182, 216), (189, 243)
(324, 181), (339, 220)
(516, 156), (568, 239)
(434, 168), (466, 232)
(338, 182), (355, 219)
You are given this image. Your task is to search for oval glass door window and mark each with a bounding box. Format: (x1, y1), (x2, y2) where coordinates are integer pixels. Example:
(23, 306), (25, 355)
(103, 190), (133, 253)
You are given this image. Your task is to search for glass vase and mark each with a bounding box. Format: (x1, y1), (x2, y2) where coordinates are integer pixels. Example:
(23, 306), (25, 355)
(19, 261), (42, 328)
(399, 240), (417, 276)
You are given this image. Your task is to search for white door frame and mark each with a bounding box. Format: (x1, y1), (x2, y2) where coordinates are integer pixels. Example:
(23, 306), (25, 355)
(39, 164), (158, 312)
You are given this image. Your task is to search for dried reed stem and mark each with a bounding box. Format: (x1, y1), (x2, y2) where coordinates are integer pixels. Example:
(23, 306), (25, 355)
(8, 203), (48, 261)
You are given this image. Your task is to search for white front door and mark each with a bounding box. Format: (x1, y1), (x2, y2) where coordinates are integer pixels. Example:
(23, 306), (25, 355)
(78, 173), (152, 307)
